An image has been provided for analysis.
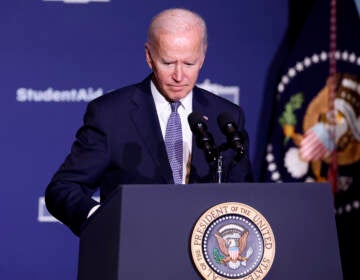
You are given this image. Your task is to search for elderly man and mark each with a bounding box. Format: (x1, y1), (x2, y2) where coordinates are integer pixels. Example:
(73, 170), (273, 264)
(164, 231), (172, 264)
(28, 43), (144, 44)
(45, 8), (253, 236)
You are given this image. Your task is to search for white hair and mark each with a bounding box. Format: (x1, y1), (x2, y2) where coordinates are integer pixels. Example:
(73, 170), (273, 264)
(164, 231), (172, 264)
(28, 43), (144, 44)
(147, 8), (208, 53)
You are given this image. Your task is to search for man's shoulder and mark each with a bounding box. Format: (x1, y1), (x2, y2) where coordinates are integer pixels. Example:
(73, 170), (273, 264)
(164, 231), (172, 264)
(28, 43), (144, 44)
(194, 85), (240, 109)
(89, 76), (151, 107)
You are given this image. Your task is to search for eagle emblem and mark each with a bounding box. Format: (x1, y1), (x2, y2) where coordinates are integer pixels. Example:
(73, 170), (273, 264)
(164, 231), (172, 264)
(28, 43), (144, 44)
(213, 224), (253, 270)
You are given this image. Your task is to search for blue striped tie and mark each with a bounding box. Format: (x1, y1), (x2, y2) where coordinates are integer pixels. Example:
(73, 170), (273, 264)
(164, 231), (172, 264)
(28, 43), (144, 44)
(165, 101), (183, 184)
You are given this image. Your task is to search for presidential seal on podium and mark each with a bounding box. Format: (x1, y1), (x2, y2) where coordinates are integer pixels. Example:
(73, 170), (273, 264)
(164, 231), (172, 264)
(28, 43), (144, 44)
(191, 202), (275, 280)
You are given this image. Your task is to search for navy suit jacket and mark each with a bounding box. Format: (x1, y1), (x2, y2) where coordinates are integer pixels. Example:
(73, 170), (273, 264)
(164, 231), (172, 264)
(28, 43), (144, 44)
(45, 74), (253, 235)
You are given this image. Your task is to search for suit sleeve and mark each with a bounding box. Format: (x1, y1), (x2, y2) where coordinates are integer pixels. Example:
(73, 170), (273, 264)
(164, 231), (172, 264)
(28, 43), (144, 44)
(45, 101), (109, 236)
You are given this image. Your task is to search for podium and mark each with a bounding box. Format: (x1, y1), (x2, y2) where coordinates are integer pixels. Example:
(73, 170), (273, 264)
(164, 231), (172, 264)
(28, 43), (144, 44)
(78, 183), (343, 280)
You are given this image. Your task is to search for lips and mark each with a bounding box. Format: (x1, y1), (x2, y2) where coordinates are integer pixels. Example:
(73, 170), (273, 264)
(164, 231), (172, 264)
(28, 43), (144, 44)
(168, 85), (187, 91)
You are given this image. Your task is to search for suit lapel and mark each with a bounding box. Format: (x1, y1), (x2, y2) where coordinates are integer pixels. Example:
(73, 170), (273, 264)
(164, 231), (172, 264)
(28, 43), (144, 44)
(129, 77), (173, 183)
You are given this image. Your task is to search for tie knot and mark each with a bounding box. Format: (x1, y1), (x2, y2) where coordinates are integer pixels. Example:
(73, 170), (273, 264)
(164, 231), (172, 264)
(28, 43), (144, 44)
(170, 101), (181, 112)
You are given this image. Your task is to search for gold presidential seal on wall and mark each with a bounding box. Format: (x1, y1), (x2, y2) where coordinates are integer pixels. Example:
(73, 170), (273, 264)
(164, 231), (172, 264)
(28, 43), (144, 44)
(191, 202), (275, 280)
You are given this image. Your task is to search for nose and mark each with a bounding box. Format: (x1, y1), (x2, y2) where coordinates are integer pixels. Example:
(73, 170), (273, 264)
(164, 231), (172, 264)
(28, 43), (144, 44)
(172, 64), (183, 82)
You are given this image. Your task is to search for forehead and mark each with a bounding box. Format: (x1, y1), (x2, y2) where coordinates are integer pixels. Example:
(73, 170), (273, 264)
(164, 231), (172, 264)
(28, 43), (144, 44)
(154, 29), (204, 58)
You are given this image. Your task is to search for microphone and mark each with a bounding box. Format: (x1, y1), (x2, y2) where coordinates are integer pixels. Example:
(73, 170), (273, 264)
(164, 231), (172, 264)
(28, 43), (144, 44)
(188, 112), (218, 163)
(217, 112), (244, 161)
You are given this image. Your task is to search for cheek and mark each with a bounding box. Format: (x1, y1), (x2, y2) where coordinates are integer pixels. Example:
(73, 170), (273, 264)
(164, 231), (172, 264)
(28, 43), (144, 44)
(186, 69), (200, 80)
(155, 69), (170, 82)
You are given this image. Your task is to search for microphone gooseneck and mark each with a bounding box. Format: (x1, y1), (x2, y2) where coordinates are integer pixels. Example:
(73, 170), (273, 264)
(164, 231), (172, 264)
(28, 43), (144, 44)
(217, 112), (244, 162)
(188, 112), (218, 163)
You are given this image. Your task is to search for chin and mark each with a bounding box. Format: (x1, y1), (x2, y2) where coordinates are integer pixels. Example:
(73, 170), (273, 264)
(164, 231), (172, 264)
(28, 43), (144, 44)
(167, 88), (191, 100)
(171, 93), (188, 101)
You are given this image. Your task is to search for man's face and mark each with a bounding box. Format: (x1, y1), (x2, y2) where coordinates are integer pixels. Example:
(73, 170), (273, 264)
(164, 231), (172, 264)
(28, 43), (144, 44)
(145, 28), (205, 101)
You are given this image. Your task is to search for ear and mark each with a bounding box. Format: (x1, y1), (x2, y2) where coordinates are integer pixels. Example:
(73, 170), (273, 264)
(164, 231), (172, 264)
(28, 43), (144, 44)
(145, 44), (153, 69)
(199, 45), (207, 69)
(199, 54), (206, 69)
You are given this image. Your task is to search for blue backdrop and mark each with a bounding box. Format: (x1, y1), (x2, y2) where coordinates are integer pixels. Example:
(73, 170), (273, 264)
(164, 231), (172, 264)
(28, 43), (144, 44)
(0, 1), (287, 279)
